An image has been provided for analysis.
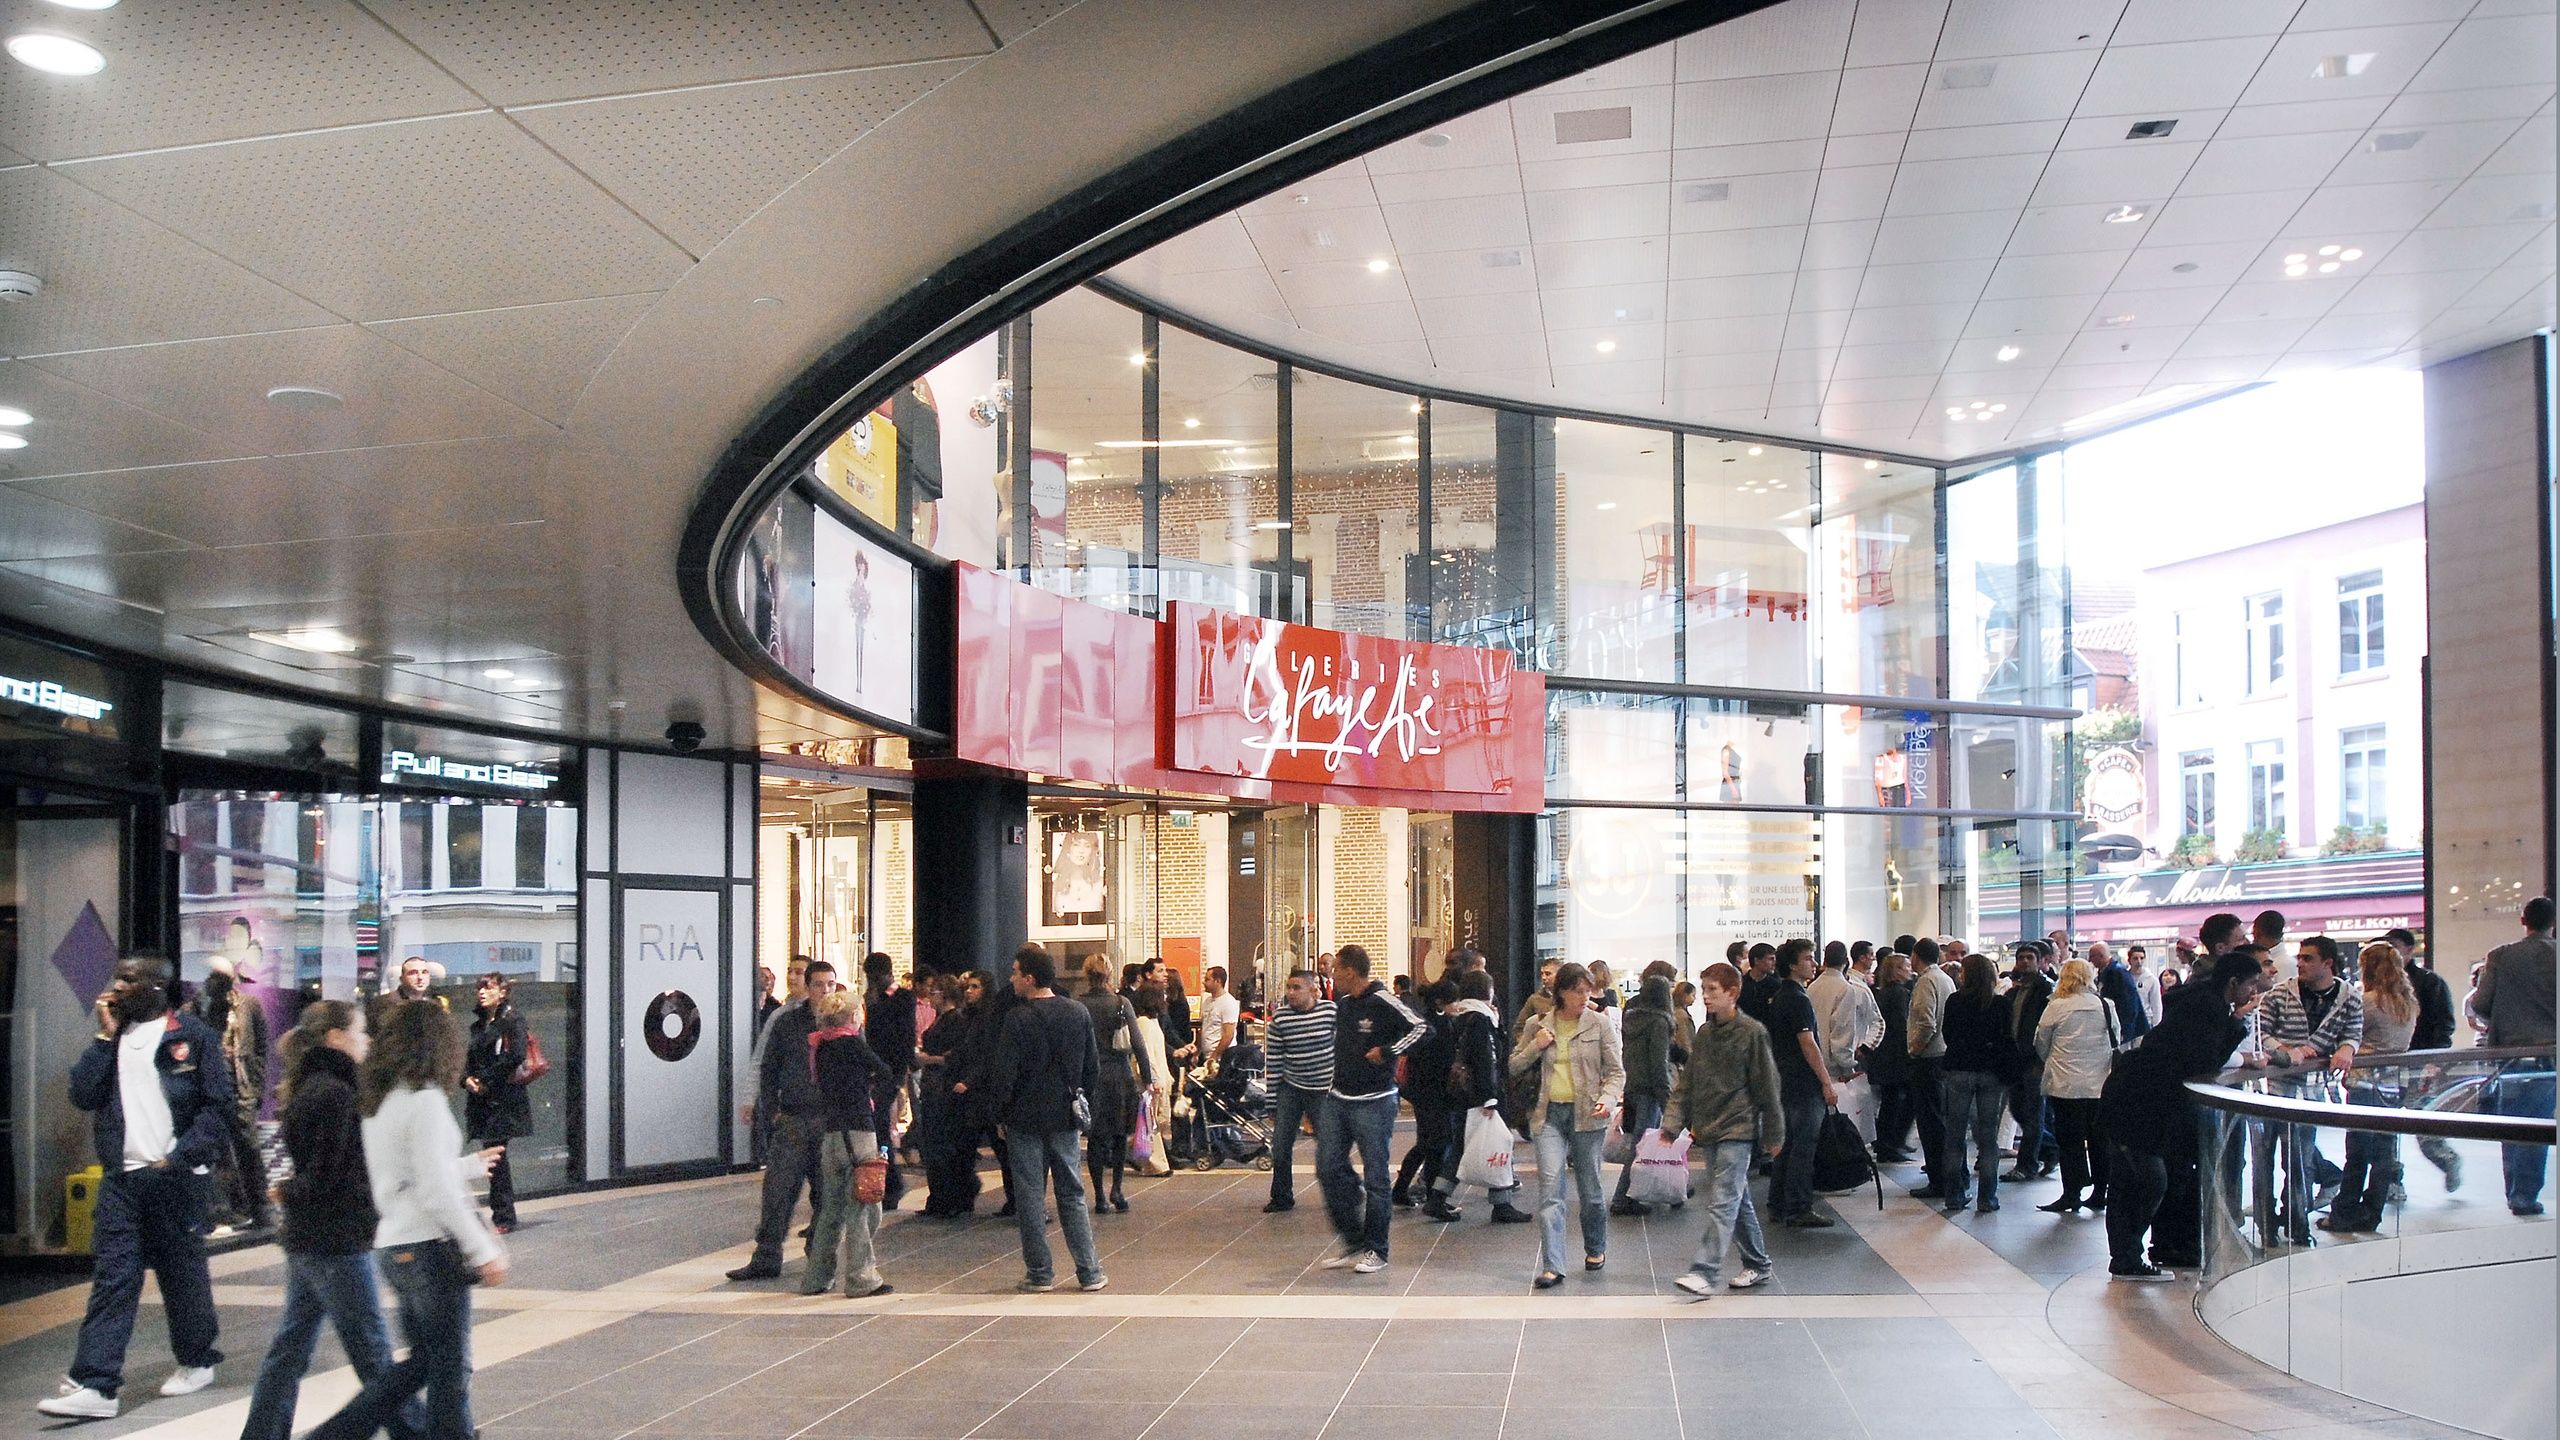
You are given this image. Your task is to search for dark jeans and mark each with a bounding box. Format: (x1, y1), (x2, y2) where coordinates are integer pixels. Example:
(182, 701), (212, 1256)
(1270, 1084), (1324, 1204)
(1396, 1099), (1453, 1198)
(872, 1073), (909, 1204)
(1873, 1078), (1914, 1153)
(1006, 1127), (1102, 1287)
(2106, 1142), (2165, 1271)
(1430, 1104), (1521, 1208)
(1941, 1068), (2006, 1205)
(242, 1250), (422, 1440)
(2007, 1075), (2052, 1170)
(748, 1110), (824, 1268)
(918, 1093), (980, 1214)
(1319, 1092), (1397, 1258)
(2049, 1097), (2109, 1201)
(70, 1167), (222, 1398)
(306, 1240), (475, 1440)
(2340, 1124), (2399, 1225)
(2498, 1073), (2553, 1210)
(1611, 1093), (1666, 1202)
(1909, 1056), (1948, 1185)
(478, 1138), (515, 1227)
(1773, 1088), (1826, 1219)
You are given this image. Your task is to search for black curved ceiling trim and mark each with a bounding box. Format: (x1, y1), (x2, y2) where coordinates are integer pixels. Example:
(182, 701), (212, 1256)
(679, 0), (1793, 744)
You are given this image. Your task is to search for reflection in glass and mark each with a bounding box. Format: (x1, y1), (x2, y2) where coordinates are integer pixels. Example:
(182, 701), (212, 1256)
(1427, 401), (1522, 657)
(1023, 288), (1145, 608)
(1293, 372), (1423, 638)
(1684, 435), (1814, 689)
(1817, 455), (1942, 699)
(1556, 419), (1675, 680)
(1157, 324), (1282, 616)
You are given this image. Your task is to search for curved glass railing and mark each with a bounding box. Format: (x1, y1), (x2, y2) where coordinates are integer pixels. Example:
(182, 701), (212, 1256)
(2187, 1048), (2556, 1440)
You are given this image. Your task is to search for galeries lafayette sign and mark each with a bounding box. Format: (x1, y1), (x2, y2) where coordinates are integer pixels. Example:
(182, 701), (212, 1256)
(1170, 604), (1530, 798)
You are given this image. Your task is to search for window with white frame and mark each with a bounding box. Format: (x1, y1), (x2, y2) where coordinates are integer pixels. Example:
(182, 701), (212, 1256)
(2173, 612), (2205, 707)
(2247, 739), (2287, 837)
(2339, 725), (2387, 832)
(2181, 751), (2216, 838)
(2245, 592), (2286, 695)
(2338, 570), (2384, 675)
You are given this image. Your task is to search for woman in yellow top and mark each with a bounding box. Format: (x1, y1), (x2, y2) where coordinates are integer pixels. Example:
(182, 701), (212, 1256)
(1509, 962), (1625, 1289)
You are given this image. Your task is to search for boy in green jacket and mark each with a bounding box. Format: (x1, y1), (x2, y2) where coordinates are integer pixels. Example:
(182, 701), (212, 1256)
(1663, 961), (1785, 1296)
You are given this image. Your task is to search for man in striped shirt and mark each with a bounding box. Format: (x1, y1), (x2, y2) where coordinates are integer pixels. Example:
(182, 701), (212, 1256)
(1263, 970), (1335, 1214)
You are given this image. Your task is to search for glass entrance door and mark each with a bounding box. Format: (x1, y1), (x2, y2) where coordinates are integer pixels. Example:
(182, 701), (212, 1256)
(3, 798), (129, 1253)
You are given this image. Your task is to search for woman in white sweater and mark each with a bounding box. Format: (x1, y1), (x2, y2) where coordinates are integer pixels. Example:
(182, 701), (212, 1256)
(307, 999), (508, 1440)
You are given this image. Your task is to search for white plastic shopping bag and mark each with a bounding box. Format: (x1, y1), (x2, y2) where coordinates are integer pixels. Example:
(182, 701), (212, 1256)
(1457, 1105), (1517, 1192)
(1627, 1128), (1692, 1207)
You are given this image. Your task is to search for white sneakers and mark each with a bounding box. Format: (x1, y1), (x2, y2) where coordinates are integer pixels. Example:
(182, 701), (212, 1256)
(1727, 1268), (1770, 1290)
(160, 1365), (217, 1397)
(1351, 1252), (1388, 1274)
(1674, 1272), (1715, 1297)
(38, 1382), (117, 1419)
(1674, 1268), (1768, 1297)
(1320, 1245), (1389, 1274)
(1078, 1275), (1110, 1293)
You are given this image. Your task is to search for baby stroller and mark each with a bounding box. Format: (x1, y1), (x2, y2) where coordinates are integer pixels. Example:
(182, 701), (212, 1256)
(1171, 1036), (1273, 1171)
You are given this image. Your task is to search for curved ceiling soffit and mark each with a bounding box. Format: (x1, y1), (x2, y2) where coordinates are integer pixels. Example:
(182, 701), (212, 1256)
(660, 0), (1791, 744)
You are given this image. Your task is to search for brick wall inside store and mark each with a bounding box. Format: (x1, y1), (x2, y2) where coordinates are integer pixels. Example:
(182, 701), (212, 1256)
(1153, 816), (1207, 944)
(878, 820), (914, 967)
(1331, 809), (1390, 962)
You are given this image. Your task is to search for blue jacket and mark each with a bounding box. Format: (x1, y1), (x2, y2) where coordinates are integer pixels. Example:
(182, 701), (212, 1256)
(2098, 961), (2154, 1044)
(70, 1010), (234, 1173)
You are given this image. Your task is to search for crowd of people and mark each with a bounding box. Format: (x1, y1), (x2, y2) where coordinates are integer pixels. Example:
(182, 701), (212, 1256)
(36, 897), (2549, 1424)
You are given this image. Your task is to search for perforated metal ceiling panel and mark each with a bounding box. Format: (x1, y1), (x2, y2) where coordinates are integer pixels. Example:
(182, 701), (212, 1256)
(23, 325), (554, 453)
(367, 295), (661, 425)
(976, 0), (1085, 45)
(0, 165), (340, 356)
(362, 0), (995, 106)
(0, 0), (478, 162)
(60, 113), (694, 320)
(0, 359), (241, 482)
(512, 60), (972, 254)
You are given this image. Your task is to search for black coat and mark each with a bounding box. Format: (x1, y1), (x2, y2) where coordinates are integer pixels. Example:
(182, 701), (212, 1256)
(2410, 964), (2457, 1050)
(466, 1001), (533, 1140)
(278, 1046), (376, 1255)
(866, 985), (918, 1073)
(1079, 989), (1150, 1136)
(989, 995), (1101, 1135)
(1870, 980), (1913, 1084)
(814, 1029), (893, 1133)
(71, 1010), (232, 1175)
(1442, 1005), (1506, 1109)
(2099, 980), (2251, 1157)
(1942, 989), (2016, 1078)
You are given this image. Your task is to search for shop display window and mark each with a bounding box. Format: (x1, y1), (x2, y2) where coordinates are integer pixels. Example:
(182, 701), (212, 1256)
(1293, 372), (1425, 638)
(1556, 418), (1677, 681)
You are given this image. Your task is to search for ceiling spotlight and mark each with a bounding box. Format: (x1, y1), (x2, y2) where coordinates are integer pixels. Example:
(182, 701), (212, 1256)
(1596, 501), (1618, 512)
(1970, 400), (1989, 409)
(2319, 260), (2340, 272)
(40, 0), (121, 9)
(0, 405), (30, 427)
(1995, 345), (2022, 363)
(1747, 445), (1763, 455)
(2318, 244), (2341, 257)
(1366, 258), (1392, 274)
(1182, 416), (1200, 429)
(1128, 351), (1148, 367)
(1595, 339), (1618, 354)
(7, 32), (105, 75)
(2339, 248), (2363, 261)
(1408, 401), (1423, 414)
(2285, 253), (2308, 264)
(1989, 403), (2007, 413)
(2286, 263), (2310, 277)
(1945, 407), (1964, 417)
(0, 432), (26, 450)
(265, 384), (343, 411)
(1864, 460), (1878, 470)
(483, 668), (515, 681)
(2102, 204), (2146, 224)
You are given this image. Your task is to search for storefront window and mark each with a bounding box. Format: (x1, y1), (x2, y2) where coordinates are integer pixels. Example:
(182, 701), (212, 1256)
(1024, 287), (1146, 608)
(1426, 401), (1521, 656)
(1294, 372), (1424, 638)
(1555, 419), (1676, 681)
(1685, 435), (1814, 689)
(1816, 455), (1942, 699)
(1157, 323), (1282, 617)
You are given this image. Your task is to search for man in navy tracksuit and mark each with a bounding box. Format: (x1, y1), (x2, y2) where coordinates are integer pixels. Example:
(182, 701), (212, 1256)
(42, 953), (231, 1421)
(1316, 946), (1426, 1274)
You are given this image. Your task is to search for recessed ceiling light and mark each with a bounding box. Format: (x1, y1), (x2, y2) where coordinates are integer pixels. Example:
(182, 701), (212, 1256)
(1995, 345), (2022, 363)
(251, 627), (361, 655)
(1182, 416), (1201, 429)
(1594, 339), (1618, 354)
(2318, 244), (2341, 257)
(1366, 258), (1392, 274)
(0, 433), (26, 451)
(1417, 132), (1451, 148)
(1945, 407), (1964, 417)
(1408, 401), (1422, 415)
(1970, 401), (1988, 409)
(1596, 501), (1618, 512)
(40, 0), (121, 9)
(1989, 403), (2006, 413)
(2318, 260), (2340, 272)
(2312, 53), (2376, 80)
(7, 32), (105, 75)
(2125, 119), (2178, 140)
(0, 405), (30, 426)
(2102, 204), (2146, 224)
(1939, 62), (1996, 90)
(483, 668), (515, 680)
(2286, 263), (2310, 277)
(2339, 248), (2362, 261)
(2099, 313), (2136, 327)
(265, 384), (342, 410)
(1128, 351), (1148, 367)
(1747, 445), (1763, 455)
(2285, 252), (2308, 264)
(1864, 460), (1878, 470)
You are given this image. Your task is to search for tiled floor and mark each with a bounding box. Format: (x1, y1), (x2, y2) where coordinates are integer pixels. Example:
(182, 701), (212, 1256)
(0, 1140), (2535, 1440)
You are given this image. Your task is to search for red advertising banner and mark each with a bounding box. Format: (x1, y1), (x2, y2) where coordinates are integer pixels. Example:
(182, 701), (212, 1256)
(952, 566), (1543, 814)
(1168, 603), (1531, 799)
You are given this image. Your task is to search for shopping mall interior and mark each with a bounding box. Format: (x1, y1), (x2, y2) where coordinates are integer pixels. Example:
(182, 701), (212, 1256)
(0, 0), (2552, 1437)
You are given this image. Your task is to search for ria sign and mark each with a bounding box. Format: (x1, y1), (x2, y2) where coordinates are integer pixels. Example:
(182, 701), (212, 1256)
(0, 671), (113, 723)
(382, 749), (557, 793)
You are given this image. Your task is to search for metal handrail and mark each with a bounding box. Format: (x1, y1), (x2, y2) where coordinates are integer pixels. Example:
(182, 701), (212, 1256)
(2184, 1046), (2555, 1145)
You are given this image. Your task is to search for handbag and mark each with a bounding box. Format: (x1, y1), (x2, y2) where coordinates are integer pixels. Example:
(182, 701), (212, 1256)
(1811, 1108), (1883, 1206)
(510, 1031), (549, 1087)
(1070, 1089), (1094, 1134)
(1130, 1089), (1155, 1162)
(853, 1155), (890, 1205)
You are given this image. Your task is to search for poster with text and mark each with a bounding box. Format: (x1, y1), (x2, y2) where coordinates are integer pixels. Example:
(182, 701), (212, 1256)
(619, 887), (723, 1170)
(811, 509), (918, 726)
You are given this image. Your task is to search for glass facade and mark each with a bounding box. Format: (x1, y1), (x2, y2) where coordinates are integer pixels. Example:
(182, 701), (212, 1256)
(798, 284), (2080, 950)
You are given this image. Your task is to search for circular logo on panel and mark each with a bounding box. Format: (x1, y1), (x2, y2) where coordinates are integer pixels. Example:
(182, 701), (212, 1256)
(643, 990), (702, 1062)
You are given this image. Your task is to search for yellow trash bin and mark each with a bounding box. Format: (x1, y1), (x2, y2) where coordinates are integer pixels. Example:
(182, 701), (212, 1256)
(64, 1165), (103, 1255)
